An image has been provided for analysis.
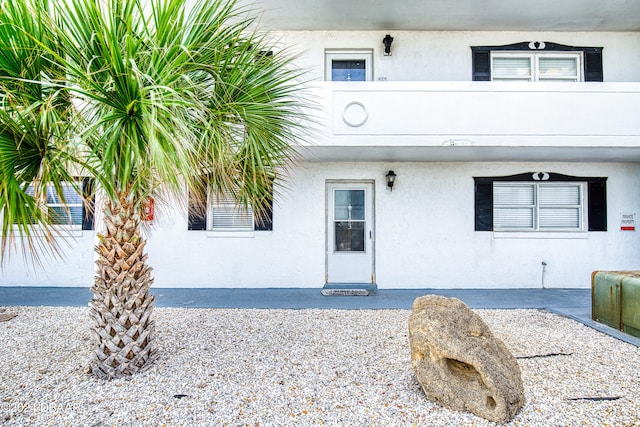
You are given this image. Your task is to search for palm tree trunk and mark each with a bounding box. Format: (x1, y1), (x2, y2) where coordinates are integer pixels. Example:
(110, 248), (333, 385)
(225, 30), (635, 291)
(89, 193), (157, 379)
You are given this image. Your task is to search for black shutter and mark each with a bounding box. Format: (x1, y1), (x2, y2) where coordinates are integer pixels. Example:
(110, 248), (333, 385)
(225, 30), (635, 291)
(188, 187), (207, 231)
(82, 178), (94, 231)
(584, 50), (604, 82)
(588, 181), (607, 231)
(255, 203), (273, 231)
(254, 183), (274, 231)
(474, 179), (493, 231)
(471, 49), (491, 81)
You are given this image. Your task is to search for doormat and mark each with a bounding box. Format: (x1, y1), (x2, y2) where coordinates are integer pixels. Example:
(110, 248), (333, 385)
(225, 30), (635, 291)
(321, 288), (370, 296)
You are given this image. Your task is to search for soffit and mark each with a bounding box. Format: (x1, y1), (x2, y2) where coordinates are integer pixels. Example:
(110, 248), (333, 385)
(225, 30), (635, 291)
(239, 0), (640, 32)
(299, 146), (640, 163)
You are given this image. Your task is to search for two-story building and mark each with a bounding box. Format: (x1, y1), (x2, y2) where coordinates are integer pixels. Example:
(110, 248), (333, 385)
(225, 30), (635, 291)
(3, 0), (640, 289)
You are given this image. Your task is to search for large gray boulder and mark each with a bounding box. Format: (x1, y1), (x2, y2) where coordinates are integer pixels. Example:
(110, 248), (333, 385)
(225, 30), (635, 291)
(408, 295), (524, 423)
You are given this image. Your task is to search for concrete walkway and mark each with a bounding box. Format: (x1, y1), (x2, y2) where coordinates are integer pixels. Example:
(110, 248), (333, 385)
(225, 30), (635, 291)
(0, 286), (638, 347)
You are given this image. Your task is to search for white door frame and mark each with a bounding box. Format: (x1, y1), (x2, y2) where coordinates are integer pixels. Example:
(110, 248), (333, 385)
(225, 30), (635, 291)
(325, 180), (375, 284)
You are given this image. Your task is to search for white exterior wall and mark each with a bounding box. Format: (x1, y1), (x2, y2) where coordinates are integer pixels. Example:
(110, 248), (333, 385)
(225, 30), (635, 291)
(3, 161), (639, 288)
(2, 30), (640, 289)
(148, 161), (640, 289)
(1, 233), (95, 286)
(275, 31), (640, 82)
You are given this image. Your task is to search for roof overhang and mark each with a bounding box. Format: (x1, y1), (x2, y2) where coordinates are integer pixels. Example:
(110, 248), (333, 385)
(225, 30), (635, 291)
(239, 0), (640, 32)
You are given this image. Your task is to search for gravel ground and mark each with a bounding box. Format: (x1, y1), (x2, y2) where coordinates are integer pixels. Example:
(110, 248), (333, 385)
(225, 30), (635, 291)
(0, 306), (639, 427)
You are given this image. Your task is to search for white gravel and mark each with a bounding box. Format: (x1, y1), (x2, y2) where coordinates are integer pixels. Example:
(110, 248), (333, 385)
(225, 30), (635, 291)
(0, 306), (639, 426)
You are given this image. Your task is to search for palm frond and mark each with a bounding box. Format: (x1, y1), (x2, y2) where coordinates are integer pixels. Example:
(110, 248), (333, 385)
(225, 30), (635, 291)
(0, 0), (85, 264)
(2, 0), (312, 263)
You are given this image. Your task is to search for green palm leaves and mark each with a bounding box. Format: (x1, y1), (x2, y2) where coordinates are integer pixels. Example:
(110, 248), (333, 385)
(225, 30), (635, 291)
(0, 0), (79, 262)
(0, 0), (309, 263)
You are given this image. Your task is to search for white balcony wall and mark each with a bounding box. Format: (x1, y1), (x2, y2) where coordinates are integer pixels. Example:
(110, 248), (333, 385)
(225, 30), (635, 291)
(302, 81), (640, 160)
(274, 31), (640, 82)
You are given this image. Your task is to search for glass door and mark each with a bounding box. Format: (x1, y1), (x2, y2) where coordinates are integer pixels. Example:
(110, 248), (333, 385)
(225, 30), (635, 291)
(326, 182), (374, 283)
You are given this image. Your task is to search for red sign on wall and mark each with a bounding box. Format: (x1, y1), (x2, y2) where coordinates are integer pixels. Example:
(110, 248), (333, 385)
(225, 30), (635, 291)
(620, 213), (636, 231)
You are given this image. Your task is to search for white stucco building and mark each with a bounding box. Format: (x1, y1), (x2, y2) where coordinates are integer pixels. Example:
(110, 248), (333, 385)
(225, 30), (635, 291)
(3, 0), (640, 289)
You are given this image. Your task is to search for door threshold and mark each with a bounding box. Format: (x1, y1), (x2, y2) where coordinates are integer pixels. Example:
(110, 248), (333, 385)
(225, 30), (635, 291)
(321, 283), (378, 296)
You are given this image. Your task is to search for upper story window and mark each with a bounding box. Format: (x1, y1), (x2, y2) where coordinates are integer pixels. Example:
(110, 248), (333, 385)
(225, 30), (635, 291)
(471, 42), (603, 82)
(491, 53), (582, 82)
(325, 49), (373, 81)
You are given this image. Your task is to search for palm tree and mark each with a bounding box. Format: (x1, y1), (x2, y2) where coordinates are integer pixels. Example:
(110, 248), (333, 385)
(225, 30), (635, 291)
(0, 0), (308, 378)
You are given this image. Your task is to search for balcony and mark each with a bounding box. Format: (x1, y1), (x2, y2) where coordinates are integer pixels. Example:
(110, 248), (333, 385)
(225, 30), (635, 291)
(302, 81), (640, 162)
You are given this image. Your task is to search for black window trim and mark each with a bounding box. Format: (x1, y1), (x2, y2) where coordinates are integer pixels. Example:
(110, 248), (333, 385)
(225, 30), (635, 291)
(474, 172), (607, 232)
(471, 41), (603, 82)
(188, 178), (273, 232)
(12, 178), (95, 231)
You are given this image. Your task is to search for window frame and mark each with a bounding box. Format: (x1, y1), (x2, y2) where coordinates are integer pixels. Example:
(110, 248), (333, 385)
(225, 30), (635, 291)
(471, 41), (603, 82)
(207, 187), (255, 235)
(490, 51), (583, 82)
(324, 49), (373, 82)
(493, 181), (586, 232)
(187, 178), (274, 235)
(474, 172), (607, 234)
(12, 179), (93, 237)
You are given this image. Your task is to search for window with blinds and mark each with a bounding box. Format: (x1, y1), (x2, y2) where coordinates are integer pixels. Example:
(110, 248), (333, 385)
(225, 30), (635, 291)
(209, 191), (254, 231)
(491, 53), (581, 82)
(492, 56), (532, 81)
(25, 182), (84, 227)
(493, 183), (584, 231)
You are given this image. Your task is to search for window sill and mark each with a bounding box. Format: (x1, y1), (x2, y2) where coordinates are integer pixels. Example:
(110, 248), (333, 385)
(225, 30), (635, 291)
(12, 227), (85, 238)
(493, 231), (588, 239)
(206, 230), (255, 238)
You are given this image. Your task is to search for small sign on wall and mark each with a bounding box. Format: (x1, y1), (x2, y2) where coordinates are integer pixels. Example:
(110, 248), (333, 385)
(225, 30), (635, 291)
(620, 213), (636, 231)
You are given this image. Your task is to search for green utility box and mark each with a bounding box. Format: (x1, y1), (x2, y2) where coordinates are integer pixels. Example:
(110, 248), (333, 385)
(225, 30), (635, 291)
(621, 279), (640, 337)
(592, 271), (640, 338)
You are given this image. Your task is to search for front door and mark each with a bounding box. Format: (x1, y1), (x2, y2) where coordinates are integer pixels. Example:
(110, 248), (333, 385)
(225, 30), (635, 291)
(326, 181), (374, 283)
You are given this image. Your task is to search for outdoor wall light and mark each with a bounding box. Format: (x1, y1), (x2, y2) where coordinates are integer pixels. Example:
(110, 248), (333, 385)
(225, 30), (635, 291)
(383, 34), (394, 56)
(386, 170), (397, 191)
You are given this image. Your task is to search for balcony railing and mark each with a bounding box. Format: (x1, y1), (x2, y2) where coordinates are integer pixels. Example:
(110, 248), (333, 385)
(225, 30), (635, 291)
(301, 81), (640, 162)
